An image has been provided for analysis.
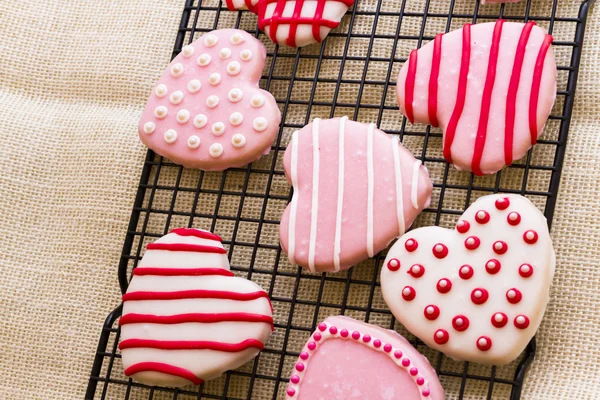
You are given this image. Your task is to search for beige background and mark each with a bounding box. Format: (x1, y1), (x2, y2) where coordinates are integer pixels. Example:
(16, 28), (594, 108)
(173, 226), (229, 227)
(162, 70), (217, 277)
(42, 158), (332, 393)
(0, 0), (598, 399)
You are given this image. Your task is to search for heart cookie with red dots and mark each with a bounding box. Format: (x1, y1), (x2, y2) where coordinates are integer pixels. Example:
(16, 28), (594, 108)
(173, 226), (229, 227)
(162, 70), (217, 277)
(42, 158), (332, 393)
(381, 194), (555, 365)
(139, 29), (281, 171)
(285, 316), (444, 399)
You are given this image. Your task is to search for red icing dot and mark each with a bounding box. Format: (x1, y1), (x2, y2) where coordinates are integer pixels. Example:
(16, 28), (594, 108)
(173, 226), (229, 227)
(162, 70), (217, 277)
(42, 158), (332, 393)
(287, 388), (296, 397)
(295, 362), (305, 372)
(329, 326), (338, 335)
(457, 220), (470, 233)
(519, 263), (534, 278)
(493, 240), (508, 255)
(433, 329), (449, 344)
(491, 312), (508, 328)
(416, 377), (425, 386)
(408, 264), (425, 278)
(459, 265), (474, 280)
(437, 278), (452, 294)
(422, 389), (431, 397)
(405, 239), (418, 252)
(340, 329), (349, 338)
(300, 352), (309, 360)
(313, 332), (322, 341)
(452, 315), (470, 331)
(423, 305), (440, 320)
(506, 288), (522, 304)
(290, 375), (300, 384)
(352, 331), (360, 340)
(495, 197), (510, 210)
(383, 344), (392, 352)
(476, 336), (492, 351)
(475, 210), (490, 224)
(514, 315), (530, 329)
(507, 212), (521, 225)
(410, 367), (418, 376)
(485, 259), (501, 274)
(471, 288), (489, 305)
(401, 358), (410, 367)
(318, 323), (326, 331)
(387, 258), (401, 271)
(362, 334), (371, 343)
(402, 286), (416, 301)
(307, 341), (316, 350)
(373, 339), (381, 348)
(394, 350), (403, 359)
(524, 230), (538, 244)
(464, 236), (481, 250)
(432, 243), (448, 259)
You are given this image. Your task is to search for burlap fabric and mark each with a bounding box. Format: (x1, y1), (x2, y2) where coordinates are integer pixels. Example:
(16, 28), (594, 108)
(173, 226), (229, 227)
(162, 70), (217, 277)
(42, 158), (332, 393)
(0, 0), (598, 398)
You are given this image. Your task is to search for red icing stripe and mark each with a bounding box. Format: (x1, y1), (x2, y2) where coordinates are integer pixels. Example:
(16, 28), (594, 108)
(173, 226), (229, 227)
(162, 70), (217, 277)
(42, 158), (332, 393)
(119, 313), (274, 330)
(259, 16), (341, 30)
(529, 34), (553, 145)
(505, 21), (536, 166)
(132, 267), (234, 277)
(146, 243), (227, 254)
(266, 0), (287, 44)
(119, 338), (264, 352)
(444, 24), (471, 164)
(244, 0), (256, 12)
(312, 0), (326, 43)
(225, 0), (236, 11)
(123, 289), (269, 302)
(170, 228), (222, 242)
(287, 0), (305, 47)
(428, 34), (443, 127)
(124, 362), (203, 386)
(471, 20), (505, 176)
(404, 50), (418, 124)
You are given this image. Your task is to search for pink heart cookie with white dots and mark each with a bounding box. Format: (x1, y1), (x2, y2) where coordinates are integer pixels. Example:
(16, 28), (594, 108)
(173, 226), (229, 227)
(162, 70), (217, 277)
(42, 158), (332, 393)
(139, 29), (281, 171)
(381, 194), (555, 365)
(285, 316), (444, 399)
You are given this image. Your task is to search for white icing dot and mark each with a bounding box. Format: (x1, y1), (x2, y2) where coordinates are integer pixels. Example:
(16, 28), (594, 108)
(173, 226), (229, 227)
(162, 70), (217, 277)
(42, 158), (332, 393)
(389, 259), (399, 267)
(230, 32), (244, 45)
(176, 109), (190, 124)
(187, 135), (201, 149)
(229, 112), (243, 126)
(232, 133), (246, 148)
(412, 265), (421, 274)
(251, 94), (265, 108)
(209, 143), (224, 158)
(455, 318), (463, 326)
(170, 91), (184, 105)
(467, 238), (474, 245)
(477, 211), (486, 219)
(509, 213), (519, 221)
(143, 122), (155, 134)
(426, 306), (434, 315)
(526, 231), (535, 240)
(435, 331), (444, 339)
(227, 61), (241, 75)
(193, 114), (208, 128)
(154, 106), (168, 119)
(206, 95), (219, 108)
(434, 244), (443, 252)
(164, 129), (177, 143)
(240, 49), (253, 61)
(155, 84), (168, 97)
(228, 88), (243, 103)
(516, 316), (526, 324)
(494, 313), (503, 322)
(212, 122), (225, 136)
(219, 48), (232, 59)
(486, 261), (495, 268)
(521, 265), (531, 273)
(187, 79), (201, 93)
(402, 287), (411, 296)
(209, 72), (221, 85)
(171, 63), (184, 77)
(204, 34), (218, 47)
(182, 45), (195, 57)
(460, 266), (470, 275)
(478, 338), (488, 346)
(253, 117), (268, 132)
(439, 280), (447, 288)
(507, 290), (516, 299)
(474, 290), (482, 298)
(494, 242), (503, 250)
(197, 54), (211, 66)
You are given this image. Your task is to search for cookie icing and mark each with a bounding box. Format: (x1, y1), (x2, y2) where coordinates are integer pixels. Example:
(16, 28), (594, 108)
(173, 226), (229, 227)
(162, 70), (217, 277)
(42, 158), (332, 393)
(381, 194), (555, 364)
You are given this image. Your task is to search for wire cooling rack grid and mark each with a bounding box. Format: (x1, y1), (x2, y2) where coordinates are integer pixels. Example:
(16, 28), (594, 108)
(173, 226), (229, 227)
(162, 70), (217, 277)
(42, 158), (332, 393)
(86, 0), (595, 398)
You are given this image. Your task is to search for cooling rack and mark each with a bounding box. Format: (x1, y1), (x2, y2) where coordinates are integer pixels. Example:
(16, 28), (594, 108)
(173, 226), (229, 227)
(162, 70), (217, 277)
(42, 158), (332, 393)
(86, 0), (596, 398)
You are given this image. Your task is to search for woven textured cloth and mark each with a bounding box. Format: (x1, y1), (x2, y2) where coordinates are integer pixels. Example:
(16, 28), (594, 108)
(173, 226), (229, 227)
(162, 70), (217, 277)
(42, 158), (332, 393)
(0, 0), (598, 399)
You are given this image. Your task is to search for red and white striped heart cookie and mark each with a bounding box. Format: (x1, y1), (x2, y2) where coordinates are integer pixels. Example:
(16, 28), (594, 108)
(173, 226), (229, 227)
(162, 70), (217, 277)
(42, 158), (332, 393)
(119, 228), (273, 387)
(381, 194), (555, 365)
(397, 21), (556, 175)
(226, 0), (354, 47)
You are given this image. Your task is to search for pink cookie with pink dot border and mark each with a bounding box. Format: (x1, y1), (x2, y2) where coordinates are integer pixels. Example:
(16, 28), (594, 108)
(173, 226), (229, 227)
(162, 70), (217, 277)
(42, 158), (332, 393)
(381, 194), (555, 365)
(285, 316), (444, 399)
(139, 29), (281, 171)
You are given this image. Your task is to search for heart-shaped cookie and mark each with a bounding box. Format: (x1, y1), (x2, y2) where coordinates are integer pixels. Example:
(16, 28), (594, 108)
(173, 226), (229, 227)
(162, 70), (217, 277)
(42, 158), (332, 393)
(279, 117), (433, 272)
(381, 194), (555, 364)
(119, 228), (273, 387)
(397, 21), (556, 175)
(285, 316), (444, 399)
(139, 29), (281, 171)
(225, 0), (354, 47)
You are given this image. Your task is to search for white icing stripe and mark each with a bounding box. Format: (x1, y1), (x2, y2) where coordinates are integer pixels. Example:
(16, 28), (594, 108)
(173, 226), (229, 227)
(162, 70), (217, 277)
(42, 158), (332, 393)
(308, 119), (321, 272)
(392, 136), (406, 235)
(333, 116), (348, 272)
(367, 124), (375, 258)
(288, 132), (300, 265)
(411, 160), (422, 209)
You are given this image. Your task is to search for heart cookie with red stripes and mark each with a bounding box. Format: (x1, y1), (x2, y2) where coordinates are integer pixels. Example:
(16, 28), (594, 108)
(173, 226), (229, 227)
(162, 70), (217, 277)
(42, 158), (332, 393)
(397, 21), (556, 175)
(380, 194), (555, 364)
(119, 228), (273, 386)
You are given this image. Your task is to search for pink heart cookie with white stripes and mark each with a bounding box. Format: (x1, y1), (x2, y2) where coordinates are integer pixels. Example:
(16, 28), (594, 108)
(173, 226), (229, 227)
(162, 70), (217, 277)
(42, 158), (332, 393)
(226, 0), (354, 47)
(397, 21), (556, 175)
(381, 194), (555, 365)
(279, 117), (433, 272)
(139, 29), (281, 171)
(119, 228), (273, 386)
(285, 316), (444, 399)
